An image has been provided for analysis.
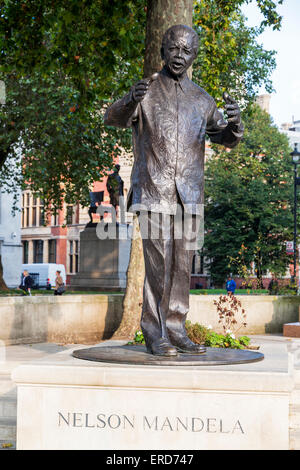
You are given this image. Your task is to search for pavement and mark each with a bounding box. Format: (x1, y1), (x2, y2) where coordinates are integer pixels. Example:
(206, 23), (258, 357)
(1, 334), (300, 450)
(2, 334), (300, 372)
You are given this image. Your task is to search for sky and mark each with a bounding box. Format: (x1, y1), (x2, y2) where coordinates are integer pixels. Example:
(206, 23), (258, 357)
(241, 0), (300, 127)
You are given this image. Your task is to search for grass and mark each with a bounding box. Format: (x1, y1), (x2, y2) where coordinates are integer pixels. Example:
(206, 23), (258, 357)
(0, 289), (124, 296)
(0, 288), (269, 297)
(190, 288), (269, 295)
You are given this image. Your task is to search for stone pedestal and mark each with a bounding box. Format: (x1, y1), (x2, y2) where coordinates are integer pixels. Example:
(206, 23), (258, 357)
(284, 322), (300, 338)
(70, 224), (132, 291)
(12, 343), (293, 450)
(284, 306), (300, 338)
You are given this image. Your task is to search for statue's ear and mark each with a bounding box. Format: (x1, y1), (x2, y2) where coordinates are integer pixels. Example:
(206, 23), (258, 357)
(160, 46), (165, 61)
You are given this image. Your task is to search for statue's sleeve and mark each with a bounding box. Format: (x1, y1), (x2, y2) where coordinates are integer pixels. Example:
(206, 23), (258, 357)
(104, 89), (139, 129)
(206, 100), (244, 149)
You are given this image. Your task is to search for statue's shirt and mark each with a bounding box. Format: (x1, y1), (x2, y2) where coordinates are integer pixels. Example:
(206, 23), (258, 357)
(104, 67), (243, 214)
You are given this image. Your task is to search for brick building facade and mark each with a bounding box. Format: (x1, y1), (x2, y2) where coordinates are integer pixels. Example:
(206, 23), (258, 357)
(20, 153), (134, 285)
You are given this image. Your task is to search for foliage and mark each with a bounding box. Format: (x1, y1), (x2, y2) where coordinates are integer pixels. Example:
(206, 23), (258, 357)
(228, 244), (261, 289)
(213, 292), (247, 334)
(0, 0), (146, 211)
(204, 330), (251, 349)
(192, 0), (283, 105)
(130, 321), (251, 349)
(128, 330), (145, 345)
(190, 288), (268, 294)
(186, 319), (251, 349)
(277, 284), (298, 296)
(185, 320), (208, 344)
(0, 73), (119, 210)
(204, 104), (294, 286)
(0, 0), (285, 210)
(0, 1), (146, 101)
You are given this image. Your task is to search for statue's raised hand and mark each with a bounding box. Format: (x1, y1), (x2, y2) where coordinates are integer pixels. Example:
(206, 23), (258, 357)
(223, 92), (241, 126)
(132, 73), (159, 103)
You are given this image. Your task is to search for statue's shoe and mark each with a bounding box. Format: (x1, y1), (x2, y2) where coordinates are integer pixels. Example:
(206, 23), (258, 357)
(147, 337), (178, 357)
(169, 335), (206, 354)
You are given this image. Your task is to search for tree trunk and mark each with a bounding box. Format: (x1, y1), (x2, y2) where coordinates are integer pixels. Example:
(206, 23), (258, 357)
(0, 83), (8, 291)
(0, 255), (9, 291)
(144, 0), (194, 77)
(255, 250), (264, 290)
(112, 216), (145, 339)
(113, 0), (194, 341)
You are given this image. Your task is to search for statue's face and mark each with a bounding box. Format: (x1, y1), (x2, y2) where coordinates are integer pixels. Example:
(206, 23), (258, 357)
(162, 30), (196, 78)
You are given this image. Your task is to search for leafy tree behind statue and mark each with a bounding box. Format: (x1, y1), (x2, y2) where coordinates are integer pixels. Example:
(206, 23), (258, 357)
(0, 0), (285, 297)
(204, 104), (293, 287)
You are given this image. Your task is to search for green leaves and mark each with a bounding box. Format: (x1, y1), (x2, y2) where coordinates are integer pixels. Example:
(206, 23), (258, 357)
(0, 0), (146, 103)
(193, 0), (278, 106)
(0, 72), (122, 210)
(204, 105), (294, 285)
(0, 0), (285, 215)
(0, 1), (146, 211)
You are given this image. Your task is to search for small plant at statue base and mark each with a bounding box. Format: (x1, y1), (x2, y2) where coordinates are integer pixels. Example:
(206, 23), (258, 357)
(184, 321), (208, 344)
(213, 291), (247, 336)
(185, 321), (251, 349)
(129, 322), (252, 350)
(128, 330), (145, 345)
(204, 331), (251, 349)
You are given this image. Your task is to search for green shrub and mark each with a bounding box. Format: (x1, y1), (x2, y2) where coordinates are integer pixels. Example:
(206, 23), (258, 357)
(185, 320), (208, 344)
(128, 330), (145, 345)
(205, 331), (247, 349)
(129, 322), (251, 350)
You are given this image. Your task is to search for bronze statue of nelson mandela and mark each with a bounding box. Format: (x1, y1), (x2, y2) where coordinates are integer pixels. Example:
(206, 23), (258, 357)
(104, 24), (244, 357)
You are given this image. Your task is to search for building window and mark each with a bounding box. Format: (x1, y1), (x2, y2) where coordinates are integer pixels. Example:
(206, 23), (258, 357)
(22, 241), (29, 264)
(22, 194), (24, 228)
(66, 205), (74, 225)
(32, 201), (37, 226)
(33, 240), (43, 263)
(69, 240), (79, 273)
(52, 209), (58, 226)
(75, 240), (79, 272)
(48, 240), (56, 263)
(69, 241), (73, 273)
(39, 200), (45, 226)
(22, 192), (30, 228)
(22, 192), (45, 227)
(191, 250), (204, 275)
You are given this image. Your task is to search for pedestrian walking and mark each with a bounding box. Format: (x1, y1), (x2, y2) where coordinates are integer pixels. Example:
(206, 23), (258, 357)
(226, 276), (236, 295)
(18, 270), (33, 295)
(54, 270), (65, 296)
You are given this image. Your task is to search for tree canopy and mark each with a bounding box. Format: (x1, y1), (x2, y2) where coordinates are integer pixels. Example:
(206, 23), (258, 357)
(0, 0), (285, 213)
(193, 2), (278, 105)
(204, 104), (293, 286)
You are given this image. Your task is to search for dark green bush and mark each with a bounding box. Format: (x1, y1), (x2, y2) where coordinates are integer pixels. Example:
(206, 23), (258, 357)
(129, 322), (251, 350)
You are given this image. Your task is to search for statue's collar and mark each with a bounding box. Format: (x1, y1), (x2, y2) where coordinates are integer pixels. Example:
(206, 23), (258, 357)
(160, 66), (190, 93)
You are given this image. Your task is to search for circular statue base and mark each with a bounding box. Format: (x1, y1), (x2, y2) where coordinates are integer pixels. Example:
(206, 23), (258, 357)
(72, 344), (264, 366)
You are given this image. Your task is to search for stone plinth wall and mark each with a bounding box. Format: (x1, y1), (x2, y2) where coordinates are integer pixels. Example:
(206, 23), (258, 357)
(189, 295), (300, 335)
(0, 294), (300, 345)
(0, 295), (123, 345)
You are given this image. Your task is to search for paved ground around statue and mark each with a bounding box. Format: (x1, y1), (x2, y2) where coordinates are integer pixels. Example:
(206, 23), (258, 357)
(1, 334), (300, 450)
(2, 334), (300, 373)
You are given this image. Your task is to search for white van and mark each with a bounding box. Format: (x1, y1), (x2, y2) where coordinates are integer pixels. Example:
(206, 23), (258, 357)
(21, 263), (67, 290)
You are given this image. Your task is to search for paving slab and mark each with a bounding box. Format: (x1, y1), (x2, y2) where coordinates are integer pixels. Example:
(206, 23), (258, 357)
(2, 335), (300, 451)
(1, 335), (299, 374)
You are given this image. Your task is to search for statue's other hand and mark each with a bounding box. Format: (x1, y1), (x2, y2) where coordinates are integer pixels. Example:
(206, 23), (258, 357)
(132, 74), (159, 103)
(223, 92), (241, 126)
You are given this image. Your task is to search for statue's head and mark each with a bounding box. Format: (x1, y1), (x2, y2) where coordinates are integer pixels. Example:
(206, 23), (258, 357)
(114, 164), (120, 172)
(161, 24), (199, 78)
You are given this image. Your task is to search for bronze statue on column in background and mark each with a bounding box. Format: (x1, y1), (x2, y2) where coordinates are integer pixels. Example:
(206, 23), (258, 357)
(106, 164), (124, 219)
